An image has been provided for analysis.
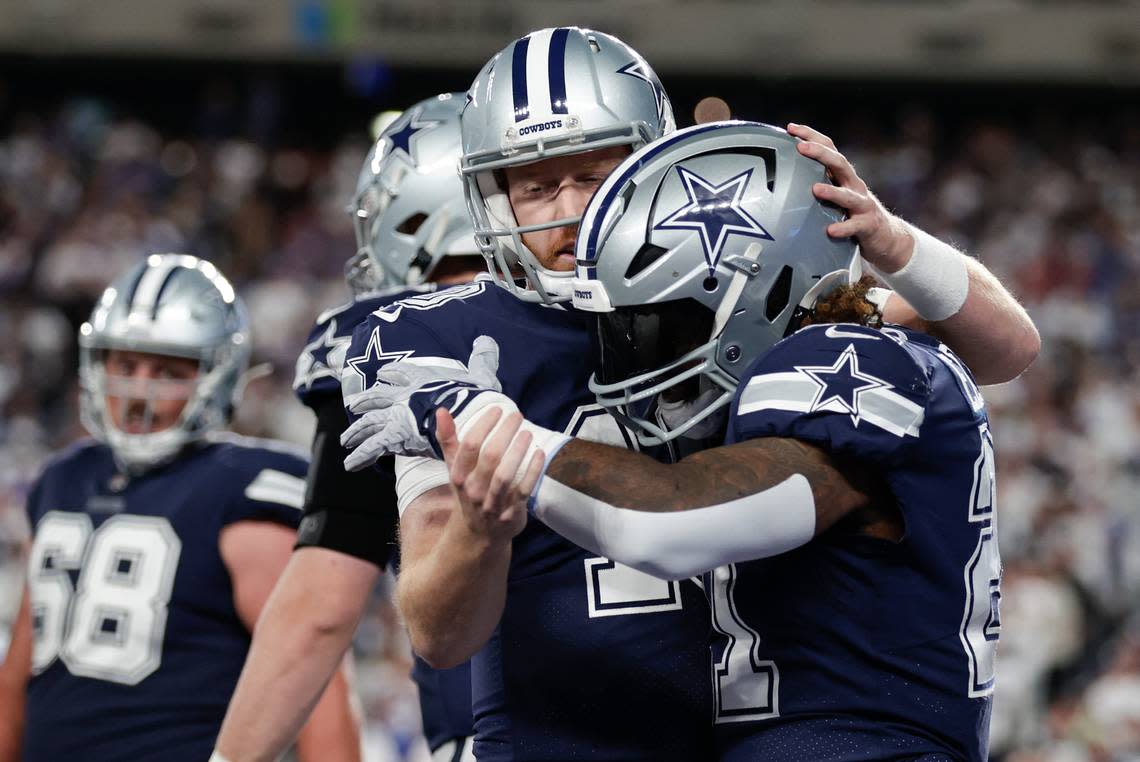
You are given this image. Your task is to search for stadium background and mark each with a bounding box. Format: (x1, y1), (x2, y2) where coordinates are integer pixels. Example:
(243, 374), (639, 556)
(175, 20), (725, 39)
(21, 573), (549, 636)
(0, 1), (1137, 759)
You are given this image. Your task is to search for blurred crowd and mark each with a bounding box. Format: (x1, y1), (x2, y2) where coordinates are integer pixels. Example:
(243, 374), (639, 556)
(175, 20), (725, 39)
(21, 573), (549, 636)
(0, 91), (1137, 760)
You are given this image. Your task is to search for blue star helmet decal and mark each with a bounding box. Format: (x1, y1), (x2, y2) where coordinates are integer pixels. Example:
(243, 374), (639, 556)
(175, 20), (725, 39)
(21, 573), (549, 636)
(616, 60), (668, 127)
(797, 344), (890, 425)
(383, 107), (443, 163)
(654, 166), (773, 274)
(345, 326), (414, 388)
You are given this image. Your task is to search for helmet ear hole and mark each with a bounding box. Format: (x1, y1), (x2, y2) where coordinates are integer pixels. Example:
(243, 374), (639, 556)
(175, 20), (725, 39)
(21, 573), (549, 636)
(765, 265), (794, 321)
(397, 212), (429, 235)
(624, 243), (669, 279)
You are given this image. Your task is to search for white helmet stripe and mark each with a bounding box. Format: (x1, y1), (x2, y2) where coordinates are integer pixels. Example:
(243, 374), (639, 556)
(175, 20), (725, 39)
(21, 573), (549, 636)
(128, 260), (178, 320)
(523, 28), (555, 120)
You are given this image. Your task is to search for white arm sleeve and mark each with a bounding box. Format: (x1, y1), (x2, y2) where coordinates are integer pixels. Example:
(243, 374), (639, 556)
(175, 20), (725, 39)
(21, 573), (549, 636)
(394, 456), (451, 516)
(531, 474), (817, 580)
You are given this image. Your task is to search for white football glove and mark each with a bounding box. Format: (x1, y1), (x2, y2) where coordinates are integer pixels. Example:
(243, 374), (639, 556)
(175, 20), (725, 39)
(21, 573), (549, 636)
(340, 336), (503, 470)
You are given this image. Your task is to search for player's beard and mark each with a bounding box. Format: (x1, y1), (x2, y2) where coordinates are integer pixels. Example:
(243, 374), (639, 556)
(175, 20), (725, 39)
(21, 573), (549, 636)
(530, 227), (578, 272)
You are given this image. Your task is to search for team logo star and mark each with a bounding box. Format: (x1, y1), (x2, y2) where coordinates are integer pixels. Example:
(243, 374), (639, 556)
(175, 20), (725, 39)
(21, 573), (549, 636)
(345, 327), (413, 388)
(383, 107), (442, 162)
(654, 166), (772, 273)
(296, 320), (352, 390)
(617, 61), (669, 126)
(797, 344), (889, 425)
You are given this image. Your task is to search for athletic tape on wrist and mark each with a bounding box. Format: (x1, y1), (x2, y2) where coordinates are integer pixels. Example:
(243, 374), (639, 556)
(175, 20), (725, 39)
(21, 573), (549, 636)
(869, 223), (969, 322)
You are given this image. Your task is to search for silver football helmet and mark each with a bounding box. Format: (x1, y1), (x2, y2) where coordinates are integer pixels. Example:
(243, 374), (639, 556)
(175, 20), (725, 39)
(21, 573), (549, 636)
(460, 27), (675, 303)
(345, 93), (479, 294)
(572, 121), (859, 445)
(79, 254), (252, 472)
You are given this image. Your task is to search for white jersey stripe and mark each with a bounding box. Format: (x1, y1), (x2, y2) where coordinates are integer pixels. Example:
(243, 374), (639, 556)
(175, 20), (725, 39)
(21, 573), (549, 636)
(244, 469), (306, 510)
(738, 372), (924, 438)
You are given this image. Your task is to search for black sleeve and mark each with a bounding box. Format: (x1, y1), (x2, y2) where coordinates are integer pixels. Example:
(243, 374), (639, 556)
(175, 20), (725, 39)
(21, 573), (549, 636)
(294, 394), (399, 569)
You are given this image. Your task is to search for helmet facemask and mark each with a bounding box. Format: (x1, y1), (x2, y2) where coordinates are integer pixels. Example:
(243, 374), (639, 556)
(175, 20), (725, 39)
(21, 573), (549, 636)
(572, 122), (860, 449)
(79, 254), (252, 474)
(460, 27), (676, 304)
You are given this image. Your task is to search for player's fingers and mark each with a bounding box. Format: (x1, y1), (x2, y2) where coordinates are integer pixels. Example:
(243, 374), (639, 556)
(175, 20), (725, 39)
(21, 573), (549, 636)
(452, 407), (503, 489)
(372, 367), (411, 387)
(826, 218), (872, 239)
(345, 390), (395, 414)
(486, 429), (533, 510)
(436, 408), (460, 465)
(787, 122), (836, 150)
(795, 141), (866, 192)
(517, 449), (546, 500)
(339, 411), (385, 448)
(471, 412), (523, 487)
(812, 182), (872, 213)
(469, 415), (526, 508)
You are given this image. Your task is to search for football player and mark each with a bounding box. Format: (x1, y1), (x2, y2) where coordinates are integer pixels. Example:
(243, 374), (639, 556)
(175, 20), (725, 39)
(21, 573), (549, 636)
(338, 27), (1036, 762)
(0, 255), (358, 762)
(213, 94), (486, 762)
(364, 122), (1007, 761)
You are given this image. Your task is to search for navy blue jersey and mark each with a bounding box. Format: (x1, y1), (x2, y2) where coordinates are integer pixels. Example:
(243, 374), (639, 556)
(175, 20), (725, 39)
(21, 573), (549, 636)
(23, 435), (308, 762)
(713, 323), (999, 762)
(342, 275), (714, 761)
(296, 286), (475, 752)
(293, 285), (435, 408)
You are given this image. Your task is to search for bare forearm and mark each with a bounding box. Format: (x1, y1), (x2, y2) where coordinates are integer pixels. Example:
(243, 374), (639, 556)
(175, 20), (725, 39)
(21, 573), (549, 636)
(295, 666), (361, 762)
(0, 591), (30, 762)
(881, 251), (1039, 385)
(397, 513), (511, 668)
(927, 258), (1039, 384)
(218, 550), (373, 762)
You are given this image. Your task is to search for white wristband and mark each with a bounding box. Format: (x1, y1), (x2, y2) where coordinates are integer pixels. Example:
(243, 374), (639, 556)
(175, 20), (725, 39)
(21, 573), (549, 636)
(453, 392), (570, 487)
(394, 455), (452, 515)
(868, 222), (969, 322)
(208, 752), (233, 762)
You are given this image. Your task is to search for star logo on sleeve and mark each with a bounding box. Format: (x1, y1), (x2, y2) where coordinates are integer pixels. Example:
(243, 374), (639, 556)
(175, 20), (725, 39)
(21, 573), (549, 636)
(294, 320), (353, 391)
(797, 344), (890, 425)
(616, 60), (669, 126)
(654, 166), (773, 274)
(383, 107), (443, 163)
(345, 327), (414, 388)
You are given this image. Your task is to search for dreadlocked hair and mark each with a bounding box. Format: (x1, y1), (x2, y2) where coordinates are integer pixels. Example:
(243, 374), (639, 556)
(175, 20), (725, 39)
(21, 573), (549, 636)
(801, 275), (883, 329)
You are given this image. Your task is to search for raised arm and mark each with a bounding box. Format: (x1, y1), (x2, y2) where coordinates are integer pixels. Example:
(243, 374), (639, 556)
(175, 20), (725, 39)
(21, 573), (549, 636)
(788, 122), (1040, 385)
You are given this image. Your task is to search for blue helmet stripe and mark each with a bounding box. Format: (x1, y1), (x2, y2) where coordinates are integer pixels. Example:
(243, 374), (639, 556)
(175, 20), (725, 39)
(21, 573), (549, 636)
(122, 263), (148, 312)
(149, 267), (181, 320)
(511, 36), (531, 123)
(581, 122), (735, 262)
(547, 27), (570, 114)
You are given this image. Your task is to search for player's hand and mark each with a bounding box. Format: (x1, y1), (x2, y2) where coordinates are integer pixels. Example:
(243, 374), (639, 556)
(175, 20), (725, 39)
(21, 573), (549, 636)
(436, 406), (545, 545)
(340, 336), (503, 469)
(787, 122), (914, 273)
(343, 335), (503, 416)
